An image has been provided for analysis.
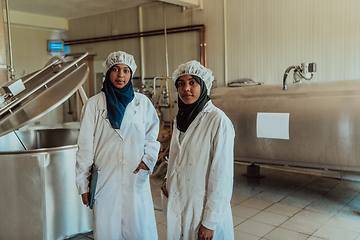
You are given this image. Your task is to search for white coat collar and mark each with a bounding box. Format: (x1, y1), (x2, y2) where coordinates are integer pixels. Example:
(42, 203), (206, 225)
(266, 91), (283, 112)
(173, 100), (214, 145)
(100, 92), (140, 139)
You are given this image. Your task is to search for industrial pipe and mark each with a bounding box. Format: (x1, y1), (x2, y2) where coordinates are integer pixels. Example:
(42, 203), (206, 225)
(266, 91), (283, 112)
(64, 25), (207, 67)
(4, 0), (15, 81)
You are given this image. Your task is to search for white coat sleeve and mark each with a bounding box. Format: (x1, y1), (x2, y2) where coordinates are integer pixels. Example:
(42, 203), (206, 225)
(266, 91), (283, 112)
(75, 100), (96, 195)
(141, 99), (160, 174)
(202, 115), (235, 224)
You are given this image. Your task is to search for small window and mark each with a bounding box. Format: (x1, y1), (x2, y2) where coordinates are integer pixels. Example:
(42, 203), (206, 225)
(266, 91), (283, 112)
(47, 40), (64, 52)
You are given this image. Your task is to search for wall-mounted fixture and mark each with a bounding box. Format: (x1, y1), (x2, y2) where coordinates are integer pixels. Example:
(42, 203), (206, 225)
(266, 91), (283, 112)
(283, 62), (316, 90)
(47, 39), (64, 52)
(159, 0), (200, 8)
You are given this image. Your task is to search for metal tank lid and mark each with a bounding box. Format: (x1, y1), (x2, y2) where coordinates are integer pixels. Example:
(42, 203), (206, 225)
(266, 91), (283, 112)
(0, 53), (89, 138)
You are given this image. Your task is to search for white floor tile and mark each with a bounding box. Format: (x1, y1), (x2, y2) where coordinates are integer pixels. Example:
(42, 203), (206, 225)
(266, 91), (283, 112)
(234, 230), (261, 240)
(155, 210), (165, 223)
(263, 227), (309, 240)
(265, 203), (302, 217)
(325, 215), (360, 233)
(307, 236), (329, 240)
(156, 223), (167, 240)
(234, 219), (275, 237)
(231, 194), (249, 205)
(240, 198), (274, 210)
(232, 205), (262, 219)
(313, 225), (359, 240)
(152, 194), (162, 207)
(250, 211), (289, 226)
(233, 215), (247, 227)
(292, 209), (333, 225)
(279, 218), (322, 235)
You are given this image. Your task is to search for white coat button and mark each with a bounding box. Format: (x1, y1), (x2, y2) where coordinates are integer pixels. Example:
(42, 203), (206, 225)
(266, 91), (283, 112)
(119, 181), (122, 184)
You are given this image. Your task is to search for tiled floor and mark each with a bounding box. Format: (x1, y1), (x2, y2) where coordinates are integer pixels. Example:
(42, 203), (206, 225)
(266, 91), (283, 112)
(68, 163), (360, 240)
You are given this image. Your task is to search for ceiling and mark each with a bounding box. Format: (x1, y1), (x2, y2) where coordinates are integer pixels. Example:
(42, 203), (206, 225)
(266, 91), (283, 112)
(7, 0), (159, 19)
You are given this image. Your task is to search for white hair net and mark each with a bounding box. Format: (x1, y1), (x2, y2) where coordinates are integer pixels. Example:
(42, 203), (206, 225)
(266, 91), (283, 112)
(172, 60), (214, 95)
(102, 51), (137, 75)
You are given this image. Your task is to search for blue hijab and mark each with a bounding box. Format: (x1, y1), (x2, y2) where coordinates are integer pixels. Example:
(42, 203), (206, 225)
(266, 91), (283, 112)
(101, 66), (135, 129)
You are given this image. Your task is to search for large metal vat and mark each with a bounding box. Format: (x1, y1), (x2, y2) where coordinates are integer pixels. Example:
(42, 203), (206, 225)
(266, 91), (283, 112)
(0, 53), (92, 239)
(211, 79), (360, 172)
(0, 129), (92, 240)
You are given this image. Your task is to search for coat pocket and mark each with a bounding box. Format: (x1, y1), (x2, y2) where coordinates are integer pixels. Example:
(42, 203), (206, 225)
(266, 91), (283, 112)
(136, 169), (149, 188)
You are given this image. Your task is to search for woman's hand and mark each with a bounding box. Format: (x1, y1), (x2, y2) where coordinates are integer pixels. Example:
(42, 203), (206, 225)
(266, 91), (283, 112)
(198, 225), (214, 240)
(81, 192), (90, 207)
(133, 161), (149, 174)
(161, 178), (168, 198)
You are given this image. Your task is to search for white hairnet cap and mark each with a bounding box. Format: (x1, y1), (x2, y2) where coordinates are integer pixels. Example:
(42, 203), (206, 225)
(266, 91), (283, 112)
(172, 60), (214, 95)
(102, 51), (137, 75)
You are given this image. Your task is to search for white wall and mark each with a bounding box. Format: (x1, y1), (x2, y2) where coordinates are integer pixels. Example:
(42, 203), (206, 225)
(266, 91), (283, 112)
(66, 0), (360, 88)
(226, 0), (360, 85)
(10, 25), (66, 127)
(11, 26), (65, 78)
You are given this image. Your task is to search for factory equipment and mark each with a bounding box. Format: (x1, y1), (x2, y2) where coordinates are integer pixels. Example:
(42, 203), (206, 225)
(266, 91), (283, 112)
(0, 53), (92, 240)
(0, 53), (89, 135)
(211, 79), (360, 173)
(151, 77), (174, 177)
(283, 62), (317, 90)
(227, 78), (263, 87)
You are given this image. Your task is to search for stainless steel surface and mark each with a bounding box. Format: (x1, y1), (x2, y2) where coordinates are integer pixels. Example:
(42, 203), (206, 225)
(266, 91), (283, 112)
(0, 129), (92, 240)
(78, 86), (88, 105)
(211, 79), (360, 172)
(4, 0), (15, 80)
(0, 53), (89, 137)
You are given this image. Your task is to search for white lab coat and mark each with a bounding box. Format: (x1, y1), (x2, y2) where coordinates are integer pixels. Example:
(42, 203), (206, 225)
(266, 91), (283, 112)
(163, 101), (235, 240)
(76, 92), (160, 240)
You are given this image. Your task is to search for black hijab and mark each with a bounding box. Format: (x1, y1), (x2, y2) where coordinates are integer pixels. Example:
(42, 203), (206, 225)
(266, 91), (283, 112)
(101, 66), (135, 129)
(176, 75), (210, 132)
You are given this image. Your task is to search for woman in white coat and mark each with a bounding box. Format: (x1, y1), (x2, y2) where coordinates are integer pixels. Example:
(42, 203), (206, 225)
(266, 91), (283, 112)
(161, 60), (235, 240)
(76, 51), (160, 240)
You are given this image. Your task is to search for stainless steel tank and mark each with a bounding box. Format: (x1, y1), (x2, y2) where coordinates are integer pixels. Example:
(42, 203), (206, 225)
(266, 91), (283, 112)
(211, 79), (360, 172)
(0, 53), (92, 240)
(0, 129), (92, 240)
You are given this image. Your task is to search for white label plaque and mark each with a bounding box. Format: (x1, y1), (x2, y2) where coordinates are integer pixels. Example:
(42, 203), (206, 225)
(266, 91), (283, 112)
(256, 112), (290, 140)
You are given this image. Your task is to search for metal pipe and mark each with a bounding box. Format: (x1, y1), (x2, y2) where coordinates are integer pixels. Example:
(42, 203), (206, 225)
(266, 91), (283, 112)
(4, 0), (15, 81)
(64, 25), (205, 45)
(77, 86), (88, 105)
(64, 25), (207, 66)
(138, 6), (146, 80)
(199, 29), (204, 66)
(223, 0), (227, 84)
(163, 4), (169, 78)
(203, 25), (207, 67)
(14, 131), (27, 150)
(22, 60), (61, 84)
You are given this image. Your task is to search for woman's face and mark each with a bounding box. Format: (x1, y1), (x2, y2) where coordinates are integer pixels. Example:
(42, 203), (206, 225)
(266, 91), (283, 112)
(109, 64), (131, 88)
(177, 74), (201, 105)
